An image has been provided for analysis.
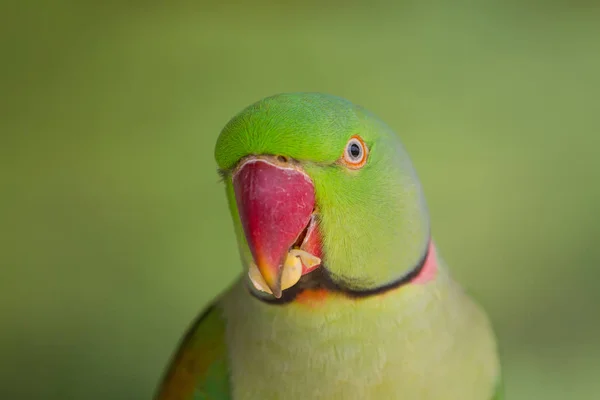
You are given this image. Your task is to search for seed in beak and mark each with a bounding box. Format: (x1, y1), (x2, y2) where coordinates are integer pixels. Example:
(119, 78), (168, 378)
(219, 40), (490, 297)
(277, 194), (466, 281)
(248, 249), (322, 295)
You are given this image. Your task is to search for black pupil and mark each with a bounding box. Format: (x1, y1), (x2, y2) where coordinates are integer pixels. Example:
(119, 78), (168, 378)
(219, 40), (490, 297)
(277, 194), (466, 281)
(349, 142), (361, 159)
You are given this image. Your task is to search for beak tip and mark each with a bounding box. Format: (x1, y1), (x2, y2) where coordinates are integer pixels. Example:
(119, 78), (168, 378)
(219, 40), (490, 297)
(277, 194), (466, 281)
(267, 278), (283, 298)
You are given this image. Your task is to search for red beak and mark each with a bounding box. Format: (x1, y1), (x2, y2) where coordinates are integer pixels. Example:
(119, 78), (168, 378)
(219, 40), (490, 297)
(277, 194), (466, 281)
(232, 158), (316, 298)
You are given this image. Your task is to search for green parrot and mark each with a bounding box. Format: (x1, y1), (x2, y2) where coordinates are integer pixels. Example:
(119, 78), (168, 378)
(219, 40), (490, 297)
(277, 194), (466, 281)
(154, 93), (502, 400)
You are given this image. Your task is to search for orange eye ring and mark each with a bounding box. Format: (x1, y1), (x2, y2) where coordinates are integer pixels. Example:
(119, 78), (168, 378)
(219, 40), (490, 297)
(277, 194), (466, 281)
(341, 135), (368, 169)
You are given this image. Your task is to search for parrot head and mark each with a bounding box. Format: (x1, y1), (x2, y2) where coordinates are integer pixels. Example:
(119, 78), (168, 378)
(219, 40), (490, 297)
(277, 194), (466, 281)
(215, 93), (430, 301)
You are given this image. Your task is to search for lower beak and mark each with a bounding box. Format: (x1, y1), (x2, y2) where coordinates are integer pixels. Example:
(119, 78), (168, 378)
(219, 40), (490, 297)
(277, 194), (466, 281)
(232, 157), (316, 298)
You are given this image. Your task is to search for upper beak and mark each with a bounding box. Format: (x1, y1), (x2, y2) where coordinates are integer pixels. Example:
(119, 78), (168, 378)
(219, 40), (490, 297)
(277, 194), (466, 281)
(232, 157), (316, 298)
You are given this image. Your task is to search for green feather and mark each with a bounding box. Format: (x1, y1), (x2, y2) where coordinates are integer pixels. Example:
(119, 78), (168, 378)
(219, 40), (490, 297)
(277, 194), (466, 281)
(492, 374), (505, 400)
(154, 304), (231, 400)
(217, 92), (430, 290)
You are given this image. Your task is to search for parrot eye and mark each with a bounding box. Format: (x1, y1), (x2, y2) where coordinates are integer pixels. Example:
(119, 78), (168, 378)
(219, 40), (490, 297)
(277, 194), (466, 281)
(341, 135), (368, 169)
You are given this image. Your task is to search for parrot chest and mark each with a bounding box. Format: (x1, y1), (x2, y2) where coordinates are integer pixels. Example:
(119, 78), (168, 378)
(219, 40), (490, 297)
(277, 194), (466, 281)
(221, 278), (499, 400)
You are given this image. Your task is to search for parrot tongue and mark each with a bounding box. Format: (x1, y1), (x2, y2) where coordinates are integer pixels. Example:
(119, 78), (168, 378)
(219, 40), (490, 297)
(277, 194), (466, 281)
(232, 157), (322, 298)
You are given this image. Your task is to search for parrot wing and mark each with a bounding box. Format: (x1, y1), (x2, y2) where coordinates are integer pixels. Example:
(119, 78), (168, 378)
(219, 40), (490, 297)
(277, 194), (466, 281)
(154, 303), (231, 400)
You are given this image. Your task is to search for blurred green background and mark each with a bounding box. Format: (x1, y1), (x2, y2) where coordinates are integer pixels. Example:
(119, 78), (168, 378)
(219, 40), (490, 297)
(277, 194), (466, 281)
(2, 1), (599, 399)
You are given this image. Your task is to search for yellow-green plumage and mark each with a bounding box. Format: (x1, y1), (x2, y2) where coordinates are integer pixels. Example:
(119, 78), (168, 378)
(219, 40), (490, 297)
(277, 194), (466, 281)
(154, 93), (502, 400)
(222, 254), (500, 399)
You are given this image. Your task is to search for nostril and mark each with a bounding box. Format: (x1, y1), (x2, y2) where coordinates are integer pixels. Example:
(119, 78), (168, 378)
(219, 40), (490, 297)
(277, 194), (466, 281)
(277, 155), (288, 163)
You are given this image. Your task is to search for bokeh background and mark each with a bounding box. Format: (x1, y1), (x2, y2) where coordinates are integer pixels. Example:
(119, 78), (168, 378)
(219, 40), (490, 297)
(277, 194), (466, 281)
(2, 1), (599, 399)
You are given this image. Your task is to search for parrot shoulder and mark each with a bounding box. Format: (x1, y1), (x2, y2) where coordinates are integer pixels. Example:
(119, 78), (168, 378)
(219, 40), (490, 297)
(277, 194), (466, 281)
(491, 373), (504, 400)
(154, 303), (231, 400)
(464, 286), (504, 400)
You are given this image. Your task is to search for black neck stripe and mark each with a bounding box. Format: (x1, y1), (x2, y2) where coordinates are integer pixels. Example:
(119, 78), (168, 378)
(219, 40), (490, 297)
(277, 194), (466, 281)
(250, 239), (432, 305)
